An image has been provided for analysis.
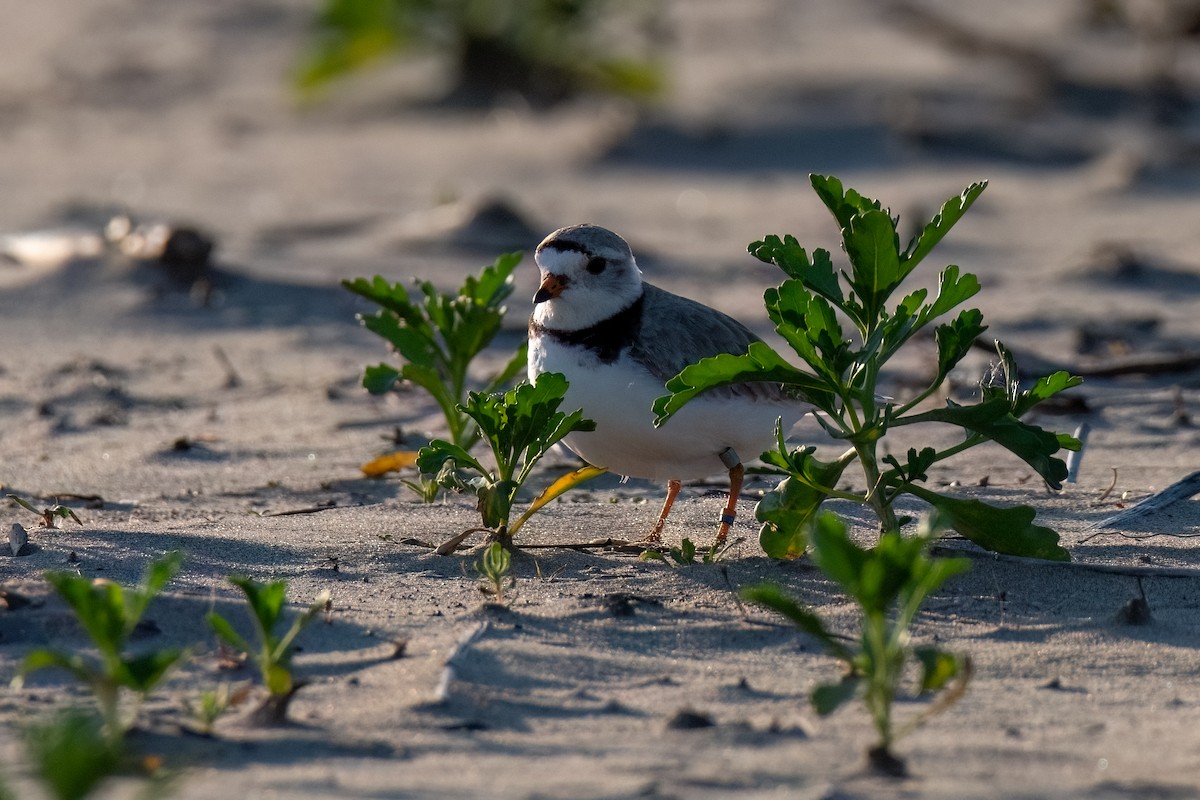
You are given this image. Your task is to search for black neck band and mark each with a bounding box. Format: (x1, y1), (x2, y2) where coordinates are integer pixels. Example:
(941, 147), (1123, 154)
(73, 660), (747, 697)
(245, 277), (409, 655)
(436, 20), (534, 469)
(530, 292), (645, 364)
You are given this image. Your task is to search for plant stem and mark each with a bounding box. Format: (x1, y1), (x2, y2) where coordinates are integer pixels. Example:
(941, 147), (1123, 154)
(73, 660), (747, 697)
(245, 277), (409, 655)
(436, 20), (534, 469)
(856, 441), (898, 534)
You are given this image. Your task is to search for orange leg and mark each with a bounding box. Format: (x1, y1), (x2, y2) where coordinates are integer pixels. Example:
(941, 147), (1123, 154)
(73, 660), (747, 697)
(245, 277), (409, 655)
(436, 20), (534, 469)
(714, 447), (744, 547)
(715, 463), (745, 547)
(644, 478), (682, 542)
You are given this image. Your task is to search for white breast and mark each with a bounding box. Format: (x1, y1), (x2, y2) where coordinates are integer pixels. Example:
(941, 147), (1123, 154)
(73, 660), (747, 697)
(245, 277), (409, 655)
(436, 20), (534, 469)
(529, 335), (787, 481)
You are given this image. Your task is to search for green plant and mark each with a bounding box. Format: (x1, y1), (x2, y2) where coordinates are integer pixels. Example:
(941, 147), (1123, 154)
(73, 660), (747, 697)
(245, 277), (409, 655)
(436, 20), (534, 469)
(184, 682), (251, 735)
(344, 253), (527, 458)
(417, 371), (601, 549)
(639, 536), (738, 566)
(654, 175), (1080, 560)
(296, 0), (663, 106)
(13, 552), (187, 740)
(7, 494), (83, 529)
(206, 577), (330, 725)
(22, 710), (122, 800)
(474, 541), (514, 602)
(744, 513), (971, 776)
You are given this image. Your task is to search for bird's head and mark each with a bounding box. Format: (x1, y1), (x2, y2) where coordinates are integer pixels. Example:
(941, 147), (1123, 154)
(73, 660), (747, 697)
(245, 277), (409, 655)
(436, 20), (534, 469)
(532, 224), (643, 331)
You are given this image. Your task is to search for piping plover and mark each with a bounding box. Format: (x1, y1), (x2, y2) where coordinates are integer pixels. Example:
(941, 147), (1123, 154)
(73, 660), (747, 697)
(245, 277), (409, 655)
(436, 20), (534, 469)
(527, 224), (798, 545)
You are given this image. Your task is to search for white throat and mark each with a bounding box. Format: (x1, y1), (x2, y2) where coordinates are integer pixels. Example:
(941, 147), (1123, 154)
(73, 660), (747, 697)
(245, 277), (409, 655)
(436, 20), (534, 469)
(532, 249), (643, 332)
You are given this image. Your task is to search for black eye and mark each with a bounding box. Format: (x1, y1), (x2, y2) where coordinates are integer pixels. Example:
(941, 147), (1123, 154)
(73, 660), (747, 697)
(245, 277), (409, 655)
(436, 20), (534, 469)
(586, 256), (607, 274)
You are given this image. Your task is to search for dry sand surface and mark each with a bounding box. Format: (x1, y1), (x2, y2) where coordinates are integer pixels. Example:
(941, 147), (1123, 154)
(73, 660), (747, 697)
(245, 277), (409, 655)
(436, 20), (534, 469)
(3, 1), (1200, 798)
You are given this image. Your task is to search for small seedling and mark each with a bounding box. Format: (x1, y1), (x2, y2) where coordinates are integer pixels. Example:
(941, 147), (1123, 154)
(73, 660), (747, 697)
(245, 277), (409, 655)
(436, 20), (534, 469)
(343, 254), (528, 460)
(184, 682), (252, 736)
(7, 494), (83, 529)
(743, 513), (971, 776)
(206, 576), (330, 725)
(639, 536), (739, 566)
(474, 542), (514, 603)
(417, 371), (600, 549)
(655, 175), (1080, 560)
(13, 552), (187, 740)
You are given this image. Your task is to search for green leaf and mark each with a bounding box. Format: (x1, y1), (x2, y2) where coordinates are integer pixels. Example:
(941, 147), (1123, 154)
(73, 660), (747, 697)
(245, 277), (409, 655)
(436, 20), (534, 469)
(140, 551), (183, 600)
(206, 611), (252, 655)
(755, 442), (849, 559)
(228, 576), (289, 637)
(811, 674), (862, 716)
(806, 513), (871, 600)
(360, 310), (438, 370)
(748, 237), (845, 308)
(810, 174), (884, 229)
(43, 573), (127, 659)
(7, 493), (41, 515)
(922, 266), (982, 324)
(842, 208), (903, 326)
(417, 439), (487, 479)
(361, 362), (401, 394)
(1013, 370), (1085, 418)
(905, 485), (1070, 561)
(17, 649), (95, 688)
(341, 275), (415, 317)
(896, 399), (1070, 488)
(934, 308), (987, 381)
(653, 341), (833, 424)
(765, 281), (853, 383)
(882, 447), (938, 484)
(126, 551), (182, 624)
(900, 182), (988, 274)
(914, 647), (961, 693)
(740, 583), (854, 661)
(120, 648), (186, 693)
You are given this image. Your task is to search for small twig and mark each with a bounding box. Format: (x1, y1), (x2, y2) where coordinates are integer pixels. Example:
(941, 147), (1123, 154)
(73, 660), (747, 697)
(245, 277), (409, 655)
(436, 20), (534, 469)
(259, 502), (342, 517)
(44, 492), (105, 504)
(511, 538), (651, 554)
(1090, 470), (1200, 530)
(1098, 467), (1119, 502)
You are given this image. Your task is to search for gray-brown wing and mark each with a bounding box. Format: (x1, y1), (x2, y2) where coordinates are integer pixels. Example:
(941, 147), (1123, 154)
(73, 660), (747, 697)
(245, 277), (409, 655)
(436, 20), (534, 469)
(629, 283), (786, 403)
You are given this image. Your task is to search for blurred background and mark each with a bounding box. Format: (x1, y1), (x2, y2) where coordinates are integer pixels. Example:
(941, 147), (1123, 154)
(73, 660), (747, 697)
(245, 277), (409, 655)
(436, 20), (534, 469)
(4, 0), (1200, 364)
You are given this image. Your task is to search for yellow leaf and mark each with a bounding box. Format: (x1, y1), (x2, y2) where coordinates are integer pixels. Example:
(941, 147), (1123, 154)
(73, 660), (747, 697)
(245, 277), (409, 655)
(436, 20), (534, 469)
(508, 466), (607, 537)
(360, 450), (419, 477)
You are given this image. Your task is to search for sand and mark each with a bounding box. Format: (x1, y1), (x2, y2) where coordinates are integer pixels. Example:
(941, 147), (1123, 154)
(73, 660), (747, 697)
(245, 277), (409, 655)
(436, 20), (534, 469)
(3, 1), (1200, 797)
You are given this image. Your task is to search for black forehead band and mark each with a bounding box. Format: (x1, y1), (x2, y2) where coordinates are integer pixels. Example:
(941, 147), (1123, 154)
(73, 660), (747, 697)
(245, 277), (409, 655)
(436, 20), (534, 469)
(537, 238), (589, 255)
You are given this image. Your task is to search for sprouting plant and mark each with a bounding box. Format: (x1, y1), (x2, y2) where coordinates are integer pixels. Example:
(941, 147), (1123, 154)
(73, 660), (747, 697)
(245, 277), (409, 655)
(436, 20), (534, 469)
(417, 371), (601, 550)
(206, 577), (331, 725)
(654, 175), (1080, 561)
(7, 494), (83, 529)
(13, 552), (188, 740)
(184, 682), (252, 736)
(743, 513), (972, 776)
(295, 0), (663, 107)
(474, 542), (514, 603)
(639, 536), (739, 566)
(343, 254), (528, 477)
